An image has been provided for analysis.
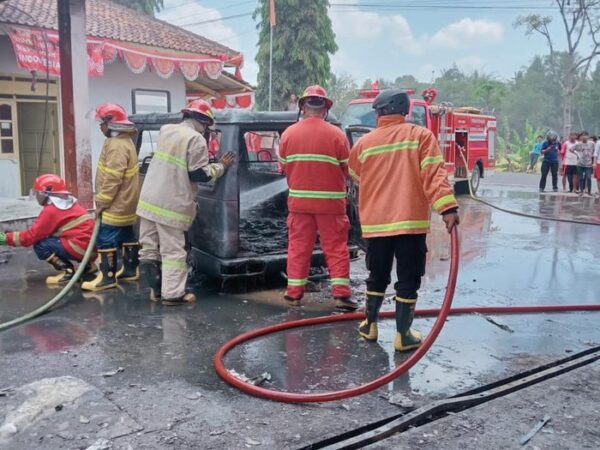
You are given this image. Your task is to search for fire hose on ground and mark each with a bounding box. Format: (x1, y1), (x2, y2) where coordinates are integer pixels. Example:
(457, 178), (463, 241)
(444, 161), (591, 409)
(213, 158), (600, 403)
(0, 216), (101, 332)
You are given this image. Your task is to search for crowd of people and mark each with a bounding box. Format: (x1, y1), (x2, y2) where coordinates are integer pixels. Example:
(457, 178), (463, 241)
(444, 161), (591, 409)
(530, 130), (600, 196)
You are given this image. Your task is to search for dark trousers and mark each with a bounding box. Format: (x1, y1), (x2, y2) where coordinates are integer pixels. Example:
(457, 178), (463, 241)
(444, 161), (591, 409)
(539, 161), (558, 191)
(97, 224), (135, 250)
(33, 237), (74, 262)
(565, 165), (578, 192)
(578, 166), (593, 193)
(365, 234), (427, 299)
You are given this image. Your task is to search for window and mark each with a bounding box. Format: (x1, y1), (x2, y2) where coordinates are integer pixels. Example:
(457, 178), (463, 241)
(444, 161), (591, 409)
(242, 131), (281, 174)
(0, 104), (14, 155)
(410, 105), (427, 127)
(132, 89), (171, 114)
(138, 129), (160, 162)
(340, 103), (377, 129)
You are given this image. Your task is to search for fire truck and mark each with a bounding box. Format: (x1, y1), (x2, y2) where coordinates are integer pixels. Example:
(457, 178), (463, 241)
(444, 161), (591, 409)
(340, 83), (496, 193)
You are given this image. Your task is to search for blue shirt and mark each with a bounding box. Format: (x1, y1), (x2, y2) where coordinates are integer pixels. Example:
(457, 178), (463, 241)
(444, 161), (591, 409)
(531, 142), (542, 155)
(541, 140), (560, 162)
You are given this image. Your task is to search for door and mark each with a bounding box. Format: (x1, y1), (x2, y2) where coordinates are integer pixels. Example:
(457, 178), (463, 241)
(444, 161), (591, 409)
(345, 126), (374, 252)
(17, 102), (60, 195)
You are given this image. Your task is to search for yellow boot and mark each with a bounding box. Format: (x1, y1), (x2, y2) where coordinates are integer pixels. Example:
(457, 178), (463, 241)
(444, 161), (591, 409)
(116, 242), (140, 281)
(394, 297), (423, 352)
(81, 249), (117, 291)
(358, 292), (385, 341)
(45, 254), (75, 285)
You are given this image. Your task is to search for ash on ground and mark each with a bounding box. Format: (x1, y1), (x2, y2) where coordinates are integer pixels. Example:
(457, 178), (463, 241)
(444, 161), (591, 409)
(239, 199), (289, 255)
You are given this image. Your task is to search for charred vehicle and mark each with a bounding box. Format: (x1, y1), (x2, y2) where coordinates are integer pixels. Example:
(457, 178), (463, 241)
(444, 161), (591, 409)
(130, 110), (360, 282)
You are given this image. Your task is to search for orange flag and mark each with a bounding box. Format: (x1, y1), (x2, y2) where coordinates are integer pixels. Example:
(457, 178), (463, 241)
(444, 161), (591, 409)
(269, 0), (276, 27)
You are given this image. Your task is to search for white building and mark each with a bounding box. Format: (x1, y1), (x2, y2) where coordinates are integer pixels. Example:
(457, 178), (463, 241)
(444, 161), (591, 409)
(0, 0), (252, 198)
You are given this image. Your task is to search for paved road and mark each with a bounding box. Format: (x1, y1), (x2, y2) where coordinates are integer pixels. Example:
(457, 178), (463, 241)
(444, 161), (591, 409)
(0, 180), (599, 449)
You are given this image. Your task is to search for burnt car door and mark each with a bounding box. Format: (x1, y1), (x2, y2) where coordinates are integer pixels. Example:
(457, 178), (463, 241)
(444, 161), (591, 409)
(345, 125), (374, 252)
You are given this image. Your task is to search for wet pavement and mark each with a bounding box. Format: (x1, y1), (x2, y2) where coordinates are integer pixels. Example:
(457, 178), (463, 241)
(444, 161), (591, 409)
(1, 176), (599, 449)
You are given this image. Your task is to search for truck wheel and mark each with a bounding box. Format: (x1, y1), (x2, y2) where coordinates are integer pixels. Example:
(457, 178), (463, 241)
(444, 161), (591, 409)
(470, 164), (481, 194)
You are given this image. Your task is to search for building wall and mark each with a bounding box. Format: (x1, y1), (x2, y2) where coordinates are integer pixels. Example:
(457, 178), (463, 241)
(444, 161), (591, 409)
(0, 36), (187, 198)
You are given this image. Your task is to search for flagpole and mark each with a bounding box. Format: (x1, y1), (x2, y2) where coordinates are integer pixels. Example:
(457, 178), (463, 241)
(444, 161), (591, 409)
(268, 22), (273, 111)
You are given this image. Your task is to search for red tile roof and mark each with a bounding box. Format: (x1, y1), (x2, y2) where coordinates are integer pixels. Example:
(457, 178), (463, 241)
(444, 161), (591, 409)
(0, 0), (240, 59)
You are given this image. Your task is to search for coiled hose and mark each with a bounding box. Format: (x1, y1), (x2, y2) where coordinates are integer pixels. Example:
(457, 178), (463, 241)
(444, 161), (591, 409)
(214, 159), (600, 403)
(0, 217), (101, 332)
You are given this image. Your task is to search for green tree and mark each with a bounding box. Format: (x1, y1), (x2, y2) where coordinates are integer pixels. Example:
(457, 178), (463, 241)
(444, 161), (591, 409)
(254, 0), (338, 110)
(328, 73), (359, 118)
(516, 0), (600, 137)
(112, 0), (164, 15)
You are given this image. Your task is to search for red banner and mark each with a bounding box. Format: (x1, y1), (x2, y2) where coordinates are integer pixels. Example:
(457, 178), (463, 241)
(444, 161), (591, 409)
(8, 28), (105, 76)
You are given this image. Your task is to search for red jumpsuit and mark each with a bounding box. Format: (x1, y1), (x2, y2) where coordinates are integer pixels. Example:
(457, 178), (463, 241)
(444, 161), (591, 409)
(279, 116), (351, 300)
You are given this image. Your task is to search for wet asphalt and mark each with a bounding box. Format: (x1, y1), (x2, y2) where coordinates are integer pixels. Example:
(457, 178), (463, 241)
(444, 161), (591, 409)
(0, 173), (599, 448)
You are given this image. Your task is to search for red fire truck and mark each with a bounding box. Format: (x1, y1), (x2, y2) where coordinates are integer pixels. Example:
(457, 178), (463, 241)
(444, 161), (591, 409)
(340, 83), (496, 193)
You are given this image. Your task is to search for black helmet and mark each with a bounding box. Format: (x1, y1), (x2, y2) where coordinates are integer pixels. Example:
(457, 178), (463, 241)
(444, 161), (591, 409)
(372, 89), (410, 116)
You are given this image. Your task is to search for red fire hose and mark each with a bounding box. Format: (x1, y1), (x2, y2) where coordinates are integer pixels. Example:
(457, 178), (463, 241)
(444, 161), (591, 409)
(214, 225), (600, 403)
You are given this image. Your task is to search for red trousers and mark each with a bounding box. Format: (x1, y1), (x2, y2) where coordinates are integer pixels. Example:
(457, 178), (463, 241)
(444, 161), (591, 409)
(286, 212), (351, 300)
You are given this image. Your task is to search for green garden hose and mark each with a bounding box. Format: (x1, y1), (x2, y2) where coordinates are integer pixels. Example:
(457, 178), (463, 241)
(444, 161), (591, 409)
(0, 217), (101, 332)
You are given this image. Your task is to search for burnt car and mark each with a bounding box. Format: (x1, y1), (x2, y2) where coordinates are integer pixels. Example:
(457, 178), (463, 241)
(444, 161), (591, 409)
(130, 110), (361, 282)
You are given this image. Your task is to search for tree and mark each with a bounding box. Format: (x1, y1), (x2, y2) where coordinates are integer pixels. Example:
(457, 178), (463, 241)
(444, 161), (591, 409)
(328, 73), (359, 118)
(254, 0), (337, 111)
(112, 0), (164, 15)
(516, 0), (600, 136)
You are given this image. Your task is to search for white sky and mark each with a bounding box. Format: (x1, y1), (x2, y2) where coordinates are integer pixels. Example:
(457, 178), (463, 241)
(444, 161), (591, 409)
(158, 0), (580, 86)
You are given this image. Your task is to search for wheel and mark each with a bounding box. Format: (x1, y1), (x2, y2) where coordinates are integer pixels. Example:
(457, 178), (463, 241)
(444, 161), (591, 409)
(470, 164), (481, 194)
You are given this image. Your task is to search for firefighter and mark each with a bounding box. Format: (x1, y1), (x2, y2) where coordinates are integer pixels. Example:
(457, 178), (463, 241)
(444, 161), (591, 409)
(82, 103), (140, 291)
(0, 174), (96, 284)
(136, 99), (234, 306)
(348, 90), (460, 352)
(279, 85), (356, 311)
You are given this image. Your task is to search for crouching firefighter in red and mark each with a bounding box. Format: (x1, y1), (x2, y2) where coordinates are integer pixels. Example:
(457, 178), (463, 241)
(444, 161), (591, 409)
(0, 174), (96, 284)
(348, 90), (460, 352)
(279, 85), (356, 311)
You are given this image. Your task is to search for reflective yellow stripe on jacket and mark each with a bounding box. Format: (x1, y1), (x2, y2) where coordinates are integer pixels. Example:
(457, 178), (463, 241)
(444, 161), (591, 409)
(54, 213), (94, 236)
(137, 200), (193, 226)
(358, 140), (419, 162)
(288, 189), (346, 199)
(361, 220), (431, 235)
(280, 154), (345, 166)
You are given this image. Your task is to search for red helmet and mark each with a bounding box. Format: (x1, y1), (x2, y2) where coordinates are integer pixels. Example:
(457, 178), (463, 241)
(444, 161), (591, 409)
(182, 99), (215, 126)
(32, 174), (70, 195)
(95, 103), (134, 126)
(298, 85), (333, 110)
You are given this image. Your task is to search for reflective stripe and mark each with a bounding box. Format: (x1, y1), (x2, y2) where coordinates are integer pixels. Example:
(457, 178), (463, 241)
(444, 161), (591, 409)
(55, 214), (94, 235)
(96, 192), (113, 202)
(279, 156), (287, 164)
(366, 290), (385, 297)
(432, 194), (457, 211)
(138, 200), (193, 225)
(361, 220), (430, 234)
(12, 232), (21, 246)
(153, 150), (187, 170)
(97, 162), (138, 178)
(420, 155), (444, 169)
(69, 242), (86, 256)
(102, 211), (138, 225)
(348, 168), (360, 182)
(395, 296), (417, 304)
(358, 140), (419, 162)
(284, 154), (342, 165)
(331, 278), (350, 286)
(287, 278), (307, 286)
(288, 189), (346, 199)
(162, 259), (188, 271)
(339, 158), (349, 164)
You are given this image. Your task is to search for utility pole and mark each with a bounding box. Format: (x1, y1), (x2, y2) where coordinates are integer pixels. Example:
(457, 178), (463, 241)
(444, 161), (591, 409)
(57, 0), (92, 207)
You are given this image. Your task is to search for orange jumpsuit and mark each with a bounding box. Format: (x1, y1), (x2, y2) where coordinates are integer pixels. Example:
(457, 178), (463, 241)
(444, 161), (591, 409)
(279, 116), (351, 300)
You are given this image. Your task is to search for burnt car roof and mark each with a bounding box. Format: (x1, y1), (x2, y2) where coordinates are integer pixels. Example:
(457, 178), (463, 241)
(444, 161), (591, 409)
(129, 110), (340, 126)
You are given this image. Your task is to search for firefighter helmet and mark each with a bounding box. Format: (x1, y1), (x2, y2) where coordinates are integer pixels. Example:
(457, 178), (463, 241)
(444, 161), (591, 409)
(95, 103), (134, 126)
(372, 89), (410, 116)
(182, 99), (215, 126)
(546, 130), (558, 140)
(32, 174), (70, 195)
(298, 85), (333, 110)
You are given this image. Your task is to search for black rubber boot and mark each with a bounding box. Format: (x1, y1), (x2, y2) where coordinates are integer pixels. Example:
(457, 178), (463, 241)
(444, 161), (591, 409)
(358, 294), (385, 341)
(394, 297), (423, 352)
(45, 254), (75, 285)
(162, 293), (196, 306)
(80, 261), (99, 283)
(116, 243), (140, 281)
(140, 260), (162, 302)
(81, 249), (117, 291)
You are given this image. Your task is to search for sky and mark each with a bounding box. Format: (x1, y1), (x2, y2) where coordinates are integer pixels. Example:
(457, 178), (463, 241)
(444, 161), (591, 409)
(157, 0), (570, 86)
